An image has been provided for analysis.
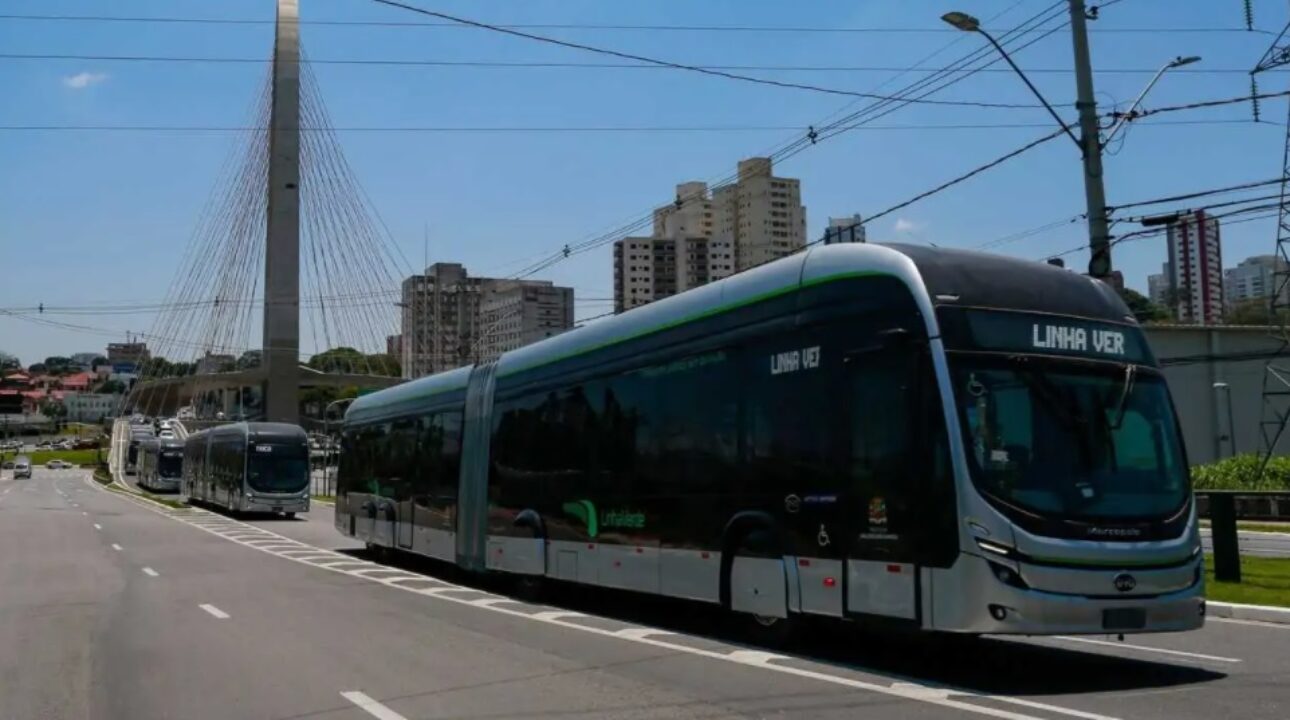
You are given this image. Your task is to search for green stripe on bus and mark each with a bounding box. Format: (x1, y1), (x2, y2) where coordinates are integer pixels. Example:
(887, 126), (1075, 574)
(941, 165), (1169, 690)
(358, 269), (890, 408)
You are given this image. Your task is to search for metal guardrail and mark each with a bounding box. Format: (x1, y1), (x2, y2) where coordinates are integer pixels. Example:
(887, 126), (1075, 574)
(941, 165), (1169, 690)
(1195, 490), (1290, 522)
(1194, 490), (1290, 583)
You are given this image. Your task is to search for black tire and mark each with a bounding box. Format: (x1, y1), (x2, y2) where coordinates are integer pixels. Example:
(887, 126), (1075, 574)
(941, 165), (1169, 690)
(728, 529), (797, 646)
(284, 512), (296, 519)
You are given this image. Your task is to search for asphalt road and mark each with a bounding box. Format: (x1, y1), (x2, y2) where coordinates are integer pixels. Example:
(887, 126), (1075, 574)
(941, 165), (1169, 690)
(1, 468), (1288, 720)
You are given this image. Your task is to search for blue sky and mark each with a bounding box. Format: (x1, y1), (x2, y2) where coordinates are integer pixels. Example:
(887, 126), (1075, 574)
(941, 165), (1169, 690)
(1, 0), (1286, 364)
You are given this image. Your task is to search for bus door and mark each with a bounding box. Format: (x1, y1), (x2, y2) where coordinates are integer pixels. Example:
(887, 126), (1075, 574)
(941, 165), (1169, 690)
(843, 332), (920, 622)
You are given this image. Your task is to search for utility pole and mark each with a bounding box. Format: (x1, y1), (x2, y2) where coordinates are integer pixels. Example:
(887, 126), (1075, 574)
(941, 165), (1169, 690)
(1068, 0), (1113, 281)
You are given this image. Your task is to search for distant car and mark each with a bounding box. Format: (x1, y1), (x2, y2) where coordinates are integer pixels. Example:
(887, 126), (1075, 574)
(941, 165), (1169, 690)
(13, 457), (32, 479)
(1, 460), (13, 470)
(46, 459), (69, 470)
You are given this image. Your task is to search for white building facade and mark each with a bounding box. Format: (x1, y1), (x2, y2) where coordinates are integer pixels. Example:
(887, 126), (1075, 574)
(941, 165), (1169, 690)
(64, 393), (121, 423)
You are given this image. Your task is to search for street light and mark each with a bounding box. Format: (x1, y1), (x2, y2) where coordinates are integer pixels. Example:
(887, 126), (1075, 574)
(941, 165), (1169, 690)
(1214, 382), (1238, 457)
(940, 11), (1081, 150)
(1103, 55), (1202, 144)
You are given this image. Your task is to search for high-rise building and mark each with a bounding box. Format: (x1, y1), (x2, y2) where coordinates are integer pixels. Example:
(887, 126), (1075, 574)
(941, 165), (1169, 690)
(1225, 254), (1287, 309)
(400, 263), (574, 378)
(613, 157), (806, 312)
(106, 341), (150, 367)
(479, 281), (574, 361)
(1147, 263), (1171, 309)
(822, 215), (866, 245)
(1165, 210), (1224, 324)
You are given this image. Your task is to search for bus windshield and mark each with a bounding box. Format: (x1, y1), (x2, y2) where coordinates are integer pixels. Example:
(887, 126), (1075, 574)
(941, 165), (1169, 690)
(158, 452), (183, 478)
(246, 445), (309, 493)
(950, 356), (1188, 520)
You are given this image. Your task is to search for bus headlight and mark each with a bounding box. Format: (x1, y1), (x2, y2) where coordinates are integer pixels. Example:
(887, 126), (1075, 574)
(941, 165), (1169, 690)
(987, 561), (1029, 590)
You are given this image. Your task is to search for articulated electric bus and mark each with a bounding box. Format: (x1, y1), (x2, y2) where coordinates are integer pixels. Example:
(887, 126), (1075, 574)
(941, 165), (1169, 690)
(137, 436), (185, 492)
(184, 422), (310, 517)
(336, 243), (1203, 636)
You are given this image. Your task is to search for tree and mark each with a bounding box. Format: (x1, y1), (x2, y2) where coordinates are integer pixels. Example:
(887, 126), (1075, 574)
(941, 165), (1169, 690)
(0, 351), (19, 372)
(1225, 297), (1290, 326)
(236, 350), (262, 370)
(1117, 287), (1170, 324)
(43, 356), (74, 375)
(365, 353), (401, 377)
(97, 380), (126, 394)
(308, 347), (365, 373)
(27, 363), (47, 374)
(89, 355), (109, 370)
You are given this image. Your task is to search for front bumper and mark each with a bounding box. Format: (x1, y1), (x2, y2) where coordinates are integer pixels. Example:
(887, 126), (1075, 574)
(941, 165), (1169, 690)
(936, 553), (1206, 635)
(241, 496), (309, 514)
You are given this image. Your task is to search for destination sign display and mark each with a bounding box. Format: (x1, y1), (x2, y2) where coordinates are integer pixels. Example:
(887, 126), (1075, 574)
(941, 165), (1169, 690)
(940, 308), (1153, 364)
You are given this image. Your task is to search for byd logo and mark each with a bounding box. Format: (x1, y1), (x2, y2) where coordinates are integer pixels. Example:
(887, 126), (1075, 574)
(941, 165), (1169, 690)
(1113, 573), (1137, 592)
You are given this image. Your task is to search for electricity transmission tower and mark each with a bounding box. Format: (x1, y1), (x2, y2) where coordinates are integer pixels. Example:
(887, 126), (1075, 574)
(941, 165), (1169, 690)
(1253, 10), (1290, 466)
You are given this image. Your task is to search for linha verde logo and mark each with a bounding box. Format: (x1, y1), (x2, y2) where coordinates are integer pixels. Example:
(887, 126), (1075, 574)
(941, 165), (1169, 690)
(562, 499), (646, 538)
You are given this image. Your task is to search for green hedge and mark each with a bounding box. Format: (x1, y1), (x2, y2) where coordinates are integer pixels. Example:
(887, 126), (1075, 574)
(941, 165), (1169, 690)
(1192, 453), (1290, 491)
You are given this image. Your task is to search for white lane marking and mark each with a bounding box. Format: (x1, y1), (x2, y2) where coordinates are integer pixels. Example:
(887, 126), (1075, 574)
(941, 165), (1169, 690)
(1053, 636), (1241, 663)
(141, 567), (159, 577)
(199, 604), (230, 619)
(82, 511), (88, 516)
(532, 610), (585, 621)
(1210, 616), (1290, 631)
(340, 691), (409, 720)
(614, 627), (671, 640)
(93, 523), (102, 530)
(89, 477), (1087, 720)
(111, 543), (123, 551)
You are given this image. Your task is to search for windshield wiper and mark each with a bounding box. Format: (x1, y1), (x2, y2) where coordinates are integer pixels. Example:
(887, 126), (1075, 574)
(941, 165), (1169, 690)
(1110, 364), (1137, 430)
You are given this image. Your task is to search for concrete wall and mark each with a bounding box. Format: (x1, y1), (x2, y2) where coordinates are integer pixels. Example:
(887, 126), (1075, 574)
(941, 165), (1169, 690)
(1145, 325), (1290, 465)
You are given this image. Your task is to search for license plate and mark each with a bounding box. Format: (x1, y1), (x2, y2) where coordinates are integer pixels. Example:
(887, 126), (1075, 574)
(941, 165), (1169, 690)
(1103, 608), (1146, 630)
(273, 506), (283, 512)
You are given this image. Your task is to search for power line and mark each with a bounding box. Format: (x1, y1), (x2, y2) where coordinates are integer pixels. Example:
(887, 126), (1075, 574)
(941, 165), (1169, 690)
(362, 0), (1047, 110)
(1110, 177), (1288, 211)
(0, 13), (1270, 34)
(1111, 89), (1290, 121)
(861, 129), (1068, 227)
(0, 119), (1261, 134)
(0, 53), (1274, 75)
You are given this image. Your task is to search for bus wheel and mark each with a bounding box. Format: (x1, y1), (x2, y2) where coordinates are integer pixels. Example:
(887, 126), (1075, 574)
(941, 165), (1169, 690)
(513, 573), (545, 602)
(284, 512), (296, 519)
(728, 531), (797, 646)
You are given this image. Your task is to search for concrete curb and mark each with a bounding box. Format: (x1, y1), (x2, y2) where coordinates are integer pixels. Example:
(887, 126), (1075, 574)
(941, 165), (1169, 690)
(1208, 600), (1290, 624)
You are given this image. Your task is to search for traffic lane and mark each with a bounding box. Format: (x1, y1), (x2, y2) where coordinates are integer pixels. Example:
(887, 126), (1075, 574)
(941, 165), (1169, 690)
(86, 491), (960, 720)
(88, 481), (1289, 720)
(347, 545), (1290, 720)
(60, 474), (379, 720)
(236, 500), (364, 551)
(1201, 528), (1290, 557)
(0, 469), (123, 720)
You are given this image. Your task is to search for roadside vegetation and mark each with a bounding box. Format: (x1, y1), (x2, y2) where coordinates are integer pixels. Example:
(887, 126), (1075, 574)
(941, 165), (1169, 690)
(312, 494), (335, 504)
(25, 449), (102, 466)
(1206, 554), (1290, 609)
(1192, 454), (1290, 491)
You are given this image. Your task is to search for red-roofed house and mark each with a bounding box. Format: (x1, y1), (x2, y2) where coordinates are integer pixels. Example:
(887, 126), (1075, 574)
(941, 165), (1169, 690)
(61, 372), (93, 392)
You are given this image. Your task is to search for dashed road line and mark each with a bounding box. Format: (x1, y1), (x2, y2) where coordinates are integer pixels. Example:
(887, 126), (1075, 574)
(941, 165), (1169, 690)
(86, 475), (1118, 720)
(142, 567), (159, 577)
(199, 603), (230, 620)
(111, 543), (123, 551)
(93, 523), (102, 530)
(341, 691), (408, 720)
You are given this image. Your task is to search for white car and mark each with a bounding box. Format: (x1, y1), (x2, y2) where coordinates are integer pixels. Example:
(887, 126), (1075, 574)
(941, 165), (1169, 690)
(160, 419), (173, 430)
(158, 430), (176, 440)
